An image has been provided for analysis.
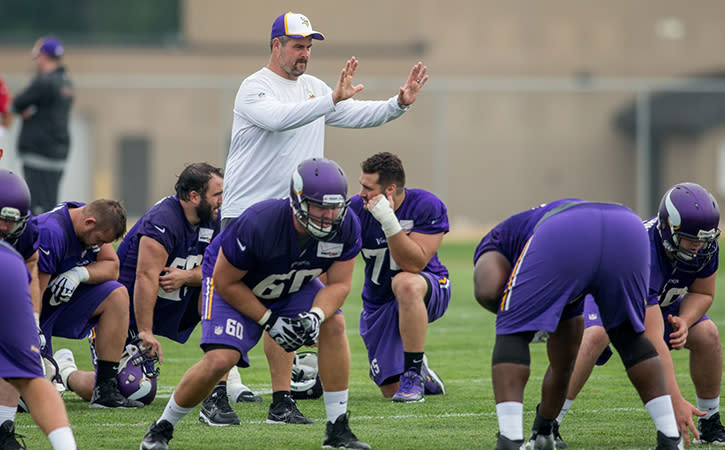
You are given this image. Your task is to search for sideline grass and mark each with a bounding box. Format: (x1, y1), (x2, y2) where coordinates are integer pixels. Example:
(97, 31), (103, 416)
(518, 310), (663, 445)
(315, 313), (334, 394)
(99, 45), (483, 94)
(14, 240), (725, 449)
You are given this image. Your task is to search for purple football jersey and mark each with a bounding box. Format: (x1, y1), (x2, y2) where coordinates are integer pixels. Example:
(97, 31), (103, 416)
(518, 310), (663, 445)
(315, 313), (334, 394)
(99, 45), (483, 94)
(117, 196), (220, 342)
(218, 198), (361, 302)
(35, 202), (100, 277)
(0, 241), (43, 379)
(349, 189), (449, 305)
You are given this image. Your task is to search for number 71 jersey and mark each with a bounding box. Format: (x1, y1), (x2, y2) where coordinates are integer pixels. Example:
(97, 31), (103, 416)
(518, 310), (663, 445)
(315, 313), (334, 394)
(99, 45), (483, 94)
(349, 189), (449, 306)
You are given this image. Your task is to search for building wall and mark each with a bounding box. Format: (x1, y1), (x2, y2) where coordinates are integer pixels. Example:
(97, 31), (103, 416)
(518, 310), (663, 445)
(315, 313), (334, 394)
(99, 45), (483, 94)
(1, 0), (723, 227)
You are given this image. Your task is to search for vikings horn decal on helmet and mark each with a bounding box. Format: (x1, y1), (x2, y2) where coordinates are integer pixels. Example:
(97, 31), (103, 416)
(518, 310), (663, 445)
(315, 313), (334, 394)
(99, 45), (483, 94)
(657, 182), (721, 272)
(290, 351), (323, 400)
(117, 343), (159, 405)
(0, 169), (31, 244)
(290, 158), (349, 241)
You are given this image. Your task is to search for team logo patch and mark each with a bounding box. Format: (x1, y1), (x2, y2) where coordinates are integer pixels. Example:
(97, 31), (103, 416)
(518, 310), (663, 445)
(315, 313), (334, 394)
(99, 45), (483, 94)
(307, 89), (316, 100)
(317, 242), (343, 258)
(198, 227), (214, 244)
(214, 326), (223, 335)
(258, 92), (266, 98)
(400, 219), (414, 233)
(587, 314), (598, 321)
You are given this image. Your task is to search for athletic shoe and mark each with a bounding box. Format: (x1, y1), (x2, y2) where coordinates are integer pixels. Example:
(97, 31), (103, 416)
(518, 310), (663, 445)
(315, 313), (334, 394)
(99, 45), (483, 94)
(529, 432), (555, 450)
(233, 389), (262, 403)
(322, 412), (371, 449)
(199, 386), (240, 426)
(496, 433), (525, 450)
(0, 420), (25, 450)
(694, 412), (725, 445)
(422, 355), (445, 395)
(140, 419), (173, 450)
(226, 367), (262, 403)
(655, 431), (684, 450)
(266, 397), (313, 424)
(89, 378), (144, 409)
(54, 348), (78, 390)
(528, 421), (567, 449)
(392, 370), (425, 403)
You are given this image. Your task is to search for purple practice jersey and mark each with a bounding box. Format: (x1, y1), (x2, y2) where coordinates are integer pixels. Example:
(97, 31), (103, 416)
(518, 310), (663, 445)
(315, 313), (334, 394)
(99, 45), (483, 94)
(218, 198), (361, 302)
(644, 217), (719, 309)
(349, 189), (449, 305)
(0, 240), (43, 379)
(36, 202), (100, 278)
(117, 196), (220, 342)
(473, 199), (584, 266)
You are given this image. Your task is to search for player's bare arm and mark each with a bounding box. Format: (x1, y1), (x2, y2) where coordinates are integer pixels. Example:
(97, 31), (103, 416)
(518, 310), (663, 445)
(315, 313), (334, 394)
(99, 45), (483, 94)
(212, 248), (268, 322)
(678, 273), (716, 328)
(310, 258), (355, 318)
(387, 231), (443, 274)
(397, 61), (428, 107)
(24, 250), (42, 315)
(644, 304), (703, 444)
(159, 266), (201, 292)
(332, 57), (364, 104)
(84, 243), (121, 282)
(134, 236), (169, 360)
(473, 250), (511, 313)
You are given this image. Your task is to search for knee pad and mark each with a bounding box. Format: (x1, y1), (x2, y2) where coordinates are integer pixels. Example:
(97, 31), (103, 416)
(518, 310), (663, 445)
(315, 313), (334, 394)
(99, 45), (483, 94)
(492, 332), (534, 366)
(608, 322), (658, 369)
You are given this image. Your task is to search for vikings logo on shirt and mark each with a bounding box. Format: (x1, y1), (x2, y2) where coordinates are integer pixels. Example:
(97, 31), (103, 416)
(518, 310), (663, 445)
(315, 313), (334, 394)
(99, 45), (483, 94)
(307, 89), (316, 100)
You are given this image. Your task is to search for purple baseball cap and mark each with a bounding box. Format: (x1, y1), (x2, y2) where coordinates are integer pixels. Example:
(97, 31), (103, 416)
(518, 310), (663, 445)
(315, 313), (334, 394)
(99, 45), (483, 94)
(32, 36), (64, 58)
(271, 12), (325, 41)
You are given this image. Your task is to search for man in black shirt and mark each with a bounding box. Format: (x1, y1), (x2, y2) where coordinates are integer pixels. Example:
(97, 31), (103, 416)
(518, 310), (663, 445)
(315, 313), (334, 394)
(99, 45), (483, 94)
(13, 36), (74, 215)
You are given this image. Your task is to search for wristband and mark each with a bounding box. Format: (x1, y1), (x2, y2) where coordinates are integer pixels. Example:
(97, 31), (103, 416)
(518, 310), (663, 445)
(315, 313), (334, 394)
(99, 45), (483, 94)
(310, 306), (326, 323)
(257, 309), (272, 326)
(75, 266), (90, 282)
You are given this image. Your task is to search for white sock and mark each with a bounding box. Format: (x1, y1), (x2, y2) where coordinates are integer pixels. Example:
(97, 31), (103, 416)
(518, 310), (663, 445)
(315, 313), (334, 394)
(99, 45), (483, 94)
(323, 390), (348, 423)
(0, 405), (16, 423)
(496, 401), (524, 441)
(159, 392), (194, 427)
(697, 396), (720, 420)
(646, 395), (679, 438)
(226, 367), (251, 400)
(47, 426), (77, 450)
(556, 399), (573, 424)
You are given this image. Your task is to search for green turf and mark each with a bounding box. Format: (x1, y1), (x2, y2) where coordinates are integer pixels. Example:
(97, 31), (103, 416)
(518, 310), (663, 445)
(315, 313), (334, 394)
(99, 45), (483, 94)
(14, 240), (724, 449)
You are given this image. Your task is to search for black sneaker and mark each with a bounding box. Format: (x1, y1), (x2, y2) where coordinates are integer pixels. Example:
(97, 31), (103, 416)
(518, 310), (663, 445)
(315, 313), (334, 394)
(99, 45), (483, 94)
(0, 420), (25, 450)
(199, 386), (240, 426)
(694, 412), (725, 445)
(655, 431), (683, 450)
(89, 378), (144, 409)
(496, 433), (524, 450)
(140, 420), (173, 450)
(266, 397), (313, 424)
(322, 412), (370, 449)
(527, 413), (556, 450)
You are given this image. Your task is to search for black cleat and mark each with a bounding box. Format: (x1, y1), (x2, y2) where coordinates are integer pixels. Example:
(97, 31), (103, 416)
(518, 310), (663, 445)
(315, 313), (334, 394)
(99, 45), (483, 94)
(655, 431), (684, 450)
(199, 386), (240, 426)
(140, 420), (173, 450)
(90, 378), (144, 409)
(266, 397), (313, 424)
(496, 433), (524, 450)
(694, 412), (725, 445)
(322, 412), (371, 449)
(0, 420), (25, 450)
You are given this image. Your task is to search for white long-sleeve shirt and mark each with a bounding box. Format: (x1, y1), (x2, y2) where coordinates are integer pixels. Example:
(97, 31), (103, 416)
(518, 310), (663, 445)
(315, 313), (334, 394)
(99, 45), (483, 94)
(222, 67), (408, 219)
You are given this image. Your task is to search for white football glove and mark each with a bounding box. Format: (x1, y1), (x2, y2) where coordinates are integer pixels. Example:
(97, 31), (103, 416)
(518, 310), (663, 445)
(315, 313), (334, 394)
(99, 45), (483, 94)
(261, 312), (306, 352)
(48, 266), (89, 303)
(297, 310), (322, 346)
(368, 195), (402, 237)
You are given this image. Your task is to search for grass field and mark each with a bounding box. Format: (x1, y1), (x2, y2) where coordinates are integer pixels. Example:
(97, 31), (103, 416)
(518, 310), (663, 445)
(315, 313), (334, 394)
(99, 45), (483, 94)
(14, 240), (725, 449)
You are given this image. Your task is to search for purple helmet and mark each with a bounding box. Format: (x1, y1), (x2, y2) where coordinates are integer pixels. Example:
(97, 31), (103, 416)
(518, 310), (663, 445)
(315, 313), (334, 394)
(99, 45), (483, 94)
(289, 158), (349, 240)
(657, 182), (720, 272)
(117, 343), (159, 405)
(0, 169), (31, 244)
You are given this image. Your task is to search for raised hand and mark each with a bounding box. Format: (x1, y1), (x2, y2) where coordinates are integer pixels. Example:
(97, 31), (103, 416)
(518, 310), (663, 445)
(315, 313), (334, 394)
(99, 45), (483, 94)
(332, 57), (365, 104)
(397, 61), (428, 107)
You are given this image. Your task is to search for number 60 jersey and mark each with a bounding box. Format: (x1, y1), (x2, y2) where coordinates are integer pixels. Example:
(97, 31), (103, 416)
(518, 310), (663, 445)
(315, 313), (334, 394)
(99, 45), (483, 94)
(203, 198), (361, 302)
